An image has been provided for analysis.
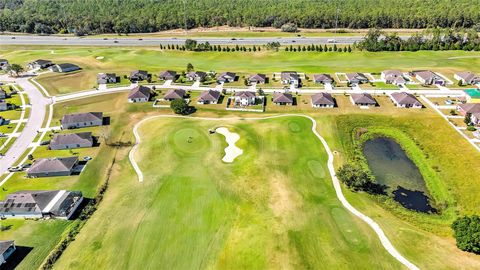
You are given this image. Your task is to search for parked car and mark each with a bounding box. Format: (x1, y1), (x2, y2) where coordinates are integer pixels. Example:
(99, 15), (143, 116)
(8, 166), (22, 172)
(83, 156), (92, 161)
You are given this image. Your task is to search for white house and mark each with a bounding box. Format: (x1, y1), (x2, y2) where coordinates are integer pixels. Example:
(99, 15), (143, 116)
(280, 71), (300, 87)
(234, 91), (256, 106)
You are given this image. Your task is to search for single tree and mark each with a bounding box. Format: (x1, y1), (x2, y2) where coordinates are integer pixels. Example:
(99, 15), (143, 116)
(186, 63), (194, 72)
(465, 113), (472, 125)
(170, 99), (190, 115)
(6, 64), (24, 77)
(452, 215), (480, 254)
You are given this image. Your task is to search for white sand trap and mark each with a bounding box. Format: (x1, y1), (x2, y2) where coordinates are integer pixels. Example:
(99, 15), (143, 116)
(96, 56), (104, 60)
(216, 127), (243, 163)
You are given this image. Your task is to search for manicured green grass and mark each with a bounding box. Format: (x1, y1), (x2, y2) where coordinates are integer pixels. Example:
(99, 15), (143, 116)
(54, 117), (402, 269)
(2, 47), (480, 95)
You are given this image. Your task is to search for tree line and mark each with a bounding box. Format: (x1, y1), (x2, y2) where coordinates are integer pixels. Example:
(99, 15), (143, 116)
(357, 28), (480, 52)
(1, 0), (480, 35)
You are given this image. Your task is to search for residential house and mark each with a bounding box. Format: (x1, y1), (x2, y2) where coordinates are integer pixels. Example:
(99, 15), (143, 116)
(457, 103), (480, 125)
(128, 85), (151, 103)
(464, 89), (480, 103)
(0, 59), (8, 70)
(389, 92), (423, 108)
(381, 70), (406, 85)
(49, 63), (81, 73)
(350, 93), (377, 106)
(186, 71), (207, 81)
(27, 157), (79, 178)
(313, 74), (334, 84)
(311, 92), (335, 108)
(198, 90), (221, 104)
(60, 112), (103, 129)
(49, 132), (94, 150)
(163, 89), (186, 101)
(0, 99), (7, 111)
(97, 73), (117, 84)
(0, 241), (15, 265)
(272, 92), (294, 105)
(217, 72), (237, 83)
(234, 91), (256, 106)
(346, 73), (369, 84)
(27, 59), (53, 69)
(248, 74), (267, 84)
(0, 190), (84, 219)
(130, 70), (149, 82)
(0, 89), (6, 99)
(455, 71), (480, 85)
(280, 71), (300, 87)
(158, 70), (177, 81)
(412, 70), (445, 85)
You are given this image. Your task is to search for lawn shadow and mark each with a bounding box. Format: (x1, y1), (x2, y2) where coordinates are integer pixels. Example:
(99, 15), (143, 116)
(102, 117), (111, 126)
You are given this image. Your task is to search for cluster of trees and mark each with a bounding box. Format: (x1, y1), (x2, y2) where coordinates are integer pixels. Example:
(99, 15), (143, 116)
(160, 42), (263, 52)
(2, 0), (480, 35)
(452, 215), (480, 254)
(285, 44), (352, 52)
(357, 28), (480, 52)
(336, 163), (378, 192)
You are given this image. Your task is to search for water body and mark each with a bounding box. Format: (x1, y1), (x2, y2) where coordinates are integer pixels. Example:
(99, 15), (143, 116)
(363, 137), (436, 213)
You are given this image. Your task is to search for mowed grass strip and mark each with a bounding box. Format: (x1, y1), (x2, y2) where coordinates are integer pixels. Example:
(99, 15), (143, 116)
(54, 117), (402, 269)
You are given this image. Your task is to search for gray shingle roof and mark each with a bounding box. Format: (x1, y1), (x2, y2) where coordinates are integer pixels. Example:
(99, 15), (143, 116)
(198, 90), (221, 102)
(390, 92), (422, 106)
(50, 132), (93, 147)
(413, 70), (441, 82)
(281, 71), (299, 81)
(164, 89), (186, 100)
(217, 72), (236, 80)
(128, 85), (151, 99)
(0, 240), (14, 255)
(130, 70), (148, 77)
(351, 93), (376, 105)
(311, 92), (335, 105)
(61, 112), (103, 125)
(158, 70), (176, 78)
(458, 103), (480, 114)
(28, 157), (79, 175)
(313, 74), (333, 82)
(346, 72), (368, 82)
(235, 91), (256, 98)
(249, 73), (266, 82)
(273, 92), (293, 103)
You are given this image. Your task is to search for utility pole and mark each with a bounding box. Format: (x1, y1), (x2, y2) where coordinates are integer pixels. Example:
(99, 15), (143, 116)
(183, 0), (187, 35)
(334, 8), (340, 42)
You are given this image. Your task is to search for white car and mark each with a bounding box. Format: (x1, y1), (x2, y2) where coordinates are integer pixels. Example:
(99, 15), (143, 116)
(327, 39), (337, 43)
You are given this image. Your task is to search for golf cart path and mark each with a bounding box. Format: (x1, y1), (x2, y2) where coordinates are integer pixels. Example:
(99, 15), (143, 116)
(129, 114), (418, 270)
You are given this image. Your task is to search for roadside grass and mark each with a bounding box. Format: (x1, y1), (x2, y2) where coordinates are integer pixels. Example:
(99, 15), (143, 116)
(3, 47), (480, 95)
(54, 117), (402, 269)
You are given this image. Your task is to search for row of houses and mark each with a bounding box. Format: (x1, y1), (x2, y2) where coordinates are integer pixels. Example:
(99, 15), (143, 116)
(26, 59), (80, 73)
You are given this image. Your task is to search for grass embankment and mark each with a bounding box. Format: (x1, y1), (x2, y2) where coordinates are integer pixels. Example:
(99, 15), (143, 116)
(2, 47), (480, 95)
(316, 113), (480, 269)
(54, 117), (402, 269)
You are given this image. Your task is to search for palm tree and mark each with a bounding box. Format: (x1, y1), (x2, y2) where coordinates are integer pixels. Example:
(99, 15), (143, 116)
(6, 64), (24, 77)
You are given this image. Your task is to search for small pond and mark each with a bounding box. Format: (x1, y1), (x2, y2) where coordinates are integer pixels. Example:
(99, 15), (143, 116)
(363, 137), (436, 213)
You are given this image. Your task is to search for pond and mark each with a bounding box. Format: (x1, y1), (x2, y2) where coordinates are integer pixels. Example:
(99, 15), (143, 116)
(363, 137), (436, 213)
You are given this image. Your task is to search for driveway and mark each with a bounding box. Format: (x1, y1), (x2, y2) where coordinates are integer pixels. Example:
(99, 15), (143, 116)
(0, 75), (52, 175)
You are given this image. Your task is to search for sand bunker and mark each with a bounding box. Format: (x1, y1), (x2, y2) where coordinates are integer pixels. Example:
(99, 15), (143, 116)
(216, 127), (243, 163)
(96, 56), (104, 60)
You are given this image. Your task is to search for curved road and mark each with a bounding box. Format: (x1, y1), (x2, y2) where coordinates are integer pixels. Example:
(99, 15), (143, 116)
(0, 34), (408, 46)
(0, 75), (52, 176)
(129, 114), (419, 270)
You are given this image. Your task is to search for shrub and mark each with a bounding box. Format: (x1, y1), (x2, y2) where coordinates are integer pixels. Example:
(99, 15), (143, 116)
(281, 23), (298, 33)
(170, 99), (194, 115)
(467, 125), (476, 131)
(452, 215), (480, 254)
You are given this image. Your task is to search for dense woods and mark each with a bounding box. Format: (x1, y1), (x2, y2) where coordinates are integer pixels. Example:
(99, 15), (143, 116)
(1, 0), (480, 35)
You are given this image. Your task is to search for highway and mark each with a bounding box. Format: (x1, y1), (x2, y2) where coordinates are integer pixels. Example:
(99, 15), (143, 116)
(0, 34), (406, 46)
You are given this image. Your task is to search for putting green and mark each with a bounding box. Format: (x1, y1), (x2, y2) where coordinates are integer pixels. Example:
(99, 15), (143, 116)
(54, 117), (402, 269)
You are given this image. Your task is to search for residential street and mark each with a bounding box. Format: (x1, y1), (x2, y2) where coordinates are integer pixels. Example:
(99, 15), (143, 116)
(0, 75), (52, 175)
